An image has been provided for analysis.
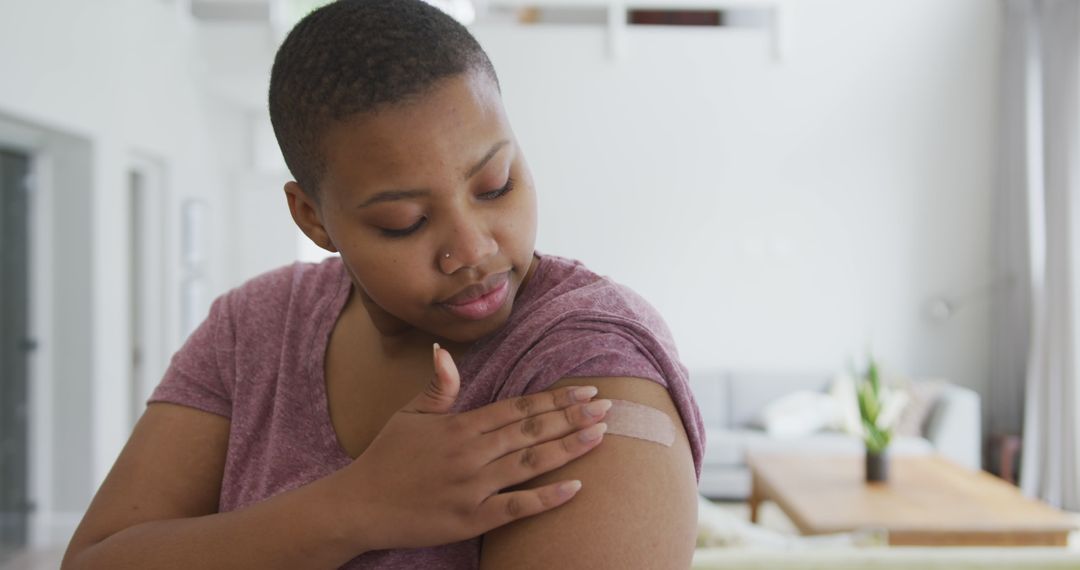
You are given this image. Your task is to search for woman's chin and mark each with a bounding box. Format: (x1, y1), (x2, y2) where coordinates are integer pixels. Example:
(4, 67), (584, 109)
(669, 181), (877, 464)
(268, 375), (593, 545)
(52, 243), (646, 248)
(433, 302), (515, 344)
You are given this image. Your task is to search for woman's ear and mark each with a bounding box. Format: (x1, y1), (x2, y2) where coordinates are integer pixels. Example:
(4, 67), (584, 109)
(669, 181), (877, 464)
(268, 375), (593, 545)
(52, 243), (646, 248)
(284, 181), (338, 253)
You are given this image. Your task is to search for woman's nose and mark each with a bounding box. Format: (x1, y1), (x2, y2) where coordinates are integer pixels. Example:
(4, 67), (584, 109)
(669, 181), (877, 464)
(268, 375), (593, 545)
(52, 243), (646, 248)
(438, 213), (498, 274)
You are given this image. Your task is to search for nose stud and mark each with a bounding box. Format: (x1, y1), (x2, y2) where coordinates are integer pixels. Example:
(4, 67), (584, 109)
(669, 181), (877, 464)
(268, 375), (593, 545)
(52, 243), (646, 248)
(443, 252), (451, 259)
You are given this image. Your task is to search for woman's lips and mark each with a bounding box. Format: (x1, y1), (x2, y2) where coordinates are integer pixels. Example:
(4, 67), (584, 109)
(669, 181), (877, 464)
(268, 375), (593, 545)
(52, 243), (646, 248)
(440, 274), (510, 320)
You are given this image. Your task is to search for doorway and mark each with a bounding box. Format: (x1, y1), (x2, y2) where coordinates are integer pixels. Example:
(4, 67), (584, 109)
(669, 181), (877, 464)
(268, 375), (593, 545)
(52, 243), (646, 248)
(0, 148), (32, 559)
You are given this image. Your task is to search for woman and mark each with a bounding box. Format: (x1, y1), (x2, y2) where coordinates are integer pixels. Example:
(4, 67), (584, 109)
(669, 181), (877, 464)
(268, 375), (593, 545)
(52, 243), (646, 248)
(63, 1), (704, 567)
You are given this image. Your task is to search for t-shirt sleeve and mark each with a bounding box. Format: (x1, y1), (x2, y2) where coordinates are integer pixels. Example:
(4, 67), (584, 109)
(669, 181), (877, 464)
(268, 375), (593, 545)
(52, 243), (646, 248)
(508, 320), (706, 481)
(517, 325), (669, 396)
(147, 292), (236, 418)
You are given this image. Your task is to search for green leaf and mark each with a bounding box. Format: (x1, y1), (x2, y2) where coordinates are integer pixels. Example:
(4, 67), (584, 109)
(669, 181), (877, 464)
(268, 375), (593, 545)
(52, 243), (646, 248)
(857, 382), (879, 423)
(862, 415), (893, 453)
(868, 359), (881, 398)
(862, 419), (891, 454)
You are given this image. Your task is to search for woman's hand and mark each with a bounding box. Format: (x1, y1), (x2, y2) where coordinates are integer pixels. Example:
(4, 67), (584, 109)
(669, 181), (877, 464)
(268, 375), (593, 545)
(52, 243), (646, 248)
(338, 344), (610, 551)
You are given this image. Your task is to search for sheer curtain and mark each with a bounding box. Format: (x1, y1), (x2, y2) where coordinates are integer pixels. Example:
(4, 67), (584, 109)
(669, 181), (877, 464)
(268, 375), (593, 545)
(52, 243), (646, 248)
(1006, 0), (1080, 510)
(988, 0), (1036, 459)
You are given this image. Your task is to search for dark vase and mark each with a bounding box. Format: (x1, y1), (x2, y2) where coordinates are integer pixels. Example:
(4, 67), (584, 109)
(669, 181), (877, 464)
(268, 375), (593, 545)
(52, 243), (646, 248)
(865, 450), (888, 483)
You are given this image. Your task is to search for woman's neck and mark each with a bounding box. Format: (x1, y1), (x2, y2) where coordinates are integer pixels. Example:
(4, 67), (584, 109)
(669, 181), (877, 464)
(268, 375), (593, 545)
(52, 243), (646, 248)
(348, 288), (471, 362)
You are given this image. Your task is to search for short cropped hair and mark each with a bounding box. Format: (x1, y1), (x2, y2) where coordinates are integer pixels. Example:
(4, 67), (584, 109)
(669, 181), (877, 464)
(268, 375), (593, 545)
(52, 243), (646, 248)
(268, 0), (499, 198)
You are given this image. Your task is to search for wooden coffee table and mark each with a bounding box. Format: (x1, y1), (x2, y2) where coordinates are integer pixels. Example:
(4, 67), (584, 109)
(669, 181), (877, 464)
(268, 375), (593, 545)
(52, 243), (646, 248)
(746, 453), (1076, 546)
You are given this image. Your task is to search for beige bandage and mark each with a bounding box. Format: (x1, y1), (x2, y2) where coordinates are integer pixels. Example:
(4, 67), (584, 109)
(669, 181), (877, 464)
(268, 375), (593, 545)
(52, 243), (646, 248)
(603, 399), (676, 447)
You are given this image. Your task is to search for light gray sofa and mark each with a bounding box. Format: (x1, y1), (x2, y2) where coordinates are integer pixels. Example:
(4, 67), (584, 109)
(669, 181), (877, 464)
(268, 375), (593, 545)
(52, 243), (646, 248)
(690, 370), (983, 500)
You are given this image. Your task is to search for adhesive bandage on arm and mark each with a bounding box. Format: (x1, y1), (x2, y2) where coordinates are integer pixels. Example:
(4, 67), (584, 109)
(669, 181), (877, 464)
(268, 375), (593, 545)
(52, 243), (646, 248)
(602, 399), (676, 447)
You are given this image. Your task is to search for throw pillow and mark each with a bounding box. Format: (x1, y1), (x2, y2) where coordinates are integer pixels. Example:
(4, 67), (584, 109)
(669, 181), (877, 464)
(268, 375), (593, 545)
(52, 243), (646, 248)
(828, 373), (861, 435)
(758, 390), (837, 438)
(894, 378), (947, 437)
(875, 385), (910, 430)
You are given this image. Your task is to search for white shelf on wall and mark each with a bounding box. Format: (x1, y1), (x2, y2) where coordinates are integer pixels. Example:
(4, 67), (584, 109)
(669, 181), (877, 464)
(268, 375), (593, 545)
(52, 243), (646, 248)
(478, 0), (785, 61)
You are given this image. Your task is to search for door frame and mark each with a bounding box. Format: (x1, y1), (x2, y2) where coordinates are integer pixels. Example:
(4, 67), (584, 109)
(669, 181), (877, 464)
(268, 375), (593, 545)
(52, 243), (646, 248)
(0, 117), (55, 549)
(127, 153), (168, 429)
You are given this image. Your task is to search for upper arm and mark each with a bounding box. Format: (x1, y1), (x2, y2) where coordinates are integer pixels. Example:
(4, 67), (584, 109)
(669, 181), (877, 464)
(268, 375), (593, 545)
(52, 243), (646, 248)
(63, 403), (230, 565)
(479, 376), (699, 569)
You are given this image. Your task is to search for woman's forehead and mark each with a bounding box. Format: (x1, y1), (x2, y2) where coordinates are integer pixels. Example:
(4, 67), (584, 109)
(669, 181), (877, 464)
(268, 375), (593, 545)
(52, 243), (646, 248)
(320, 73), (511, 190)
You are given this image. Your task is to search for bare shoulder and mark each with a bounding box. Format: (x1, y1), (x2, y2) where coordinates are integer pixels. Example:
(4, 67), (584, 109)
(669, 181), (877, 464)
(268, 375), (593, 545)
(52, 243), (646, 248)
(480, 377), (698, 570)
(64, 403), (230, 562)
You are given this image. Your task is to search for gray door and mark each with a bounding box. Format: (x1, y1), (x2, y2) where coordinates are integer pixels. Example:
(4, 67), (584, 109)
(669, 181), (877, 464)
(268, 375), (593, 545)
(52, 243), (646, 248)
(0, 148), (32, 558)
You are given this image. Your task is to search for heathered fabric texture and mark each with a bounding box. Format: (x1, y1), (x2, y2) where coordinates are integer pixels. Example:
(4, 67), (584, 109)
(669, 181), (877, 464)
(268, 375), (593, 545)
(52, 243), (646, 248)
(148, 252), (705, 569)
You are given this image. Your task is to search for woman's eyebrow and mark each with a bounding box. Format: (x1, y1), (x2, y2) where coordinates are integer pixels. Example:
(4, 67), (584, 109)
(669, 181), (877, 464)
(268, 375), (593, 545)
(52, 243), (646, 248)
(463, 139), (509, 180)
(357, 139), (510, 209)
(357, 188), (430, 208)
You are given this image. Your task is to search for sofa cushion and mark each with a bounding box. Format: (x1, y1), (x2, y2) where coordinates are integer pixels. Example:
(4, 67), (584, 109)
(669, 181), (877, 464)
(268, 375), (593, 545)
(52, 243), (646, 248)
(705, 429), (775, 466)
(758, 390), (838, 437)
(728, 372), (832, 428)
(895, 379), (947, 437)
(690, 369), (731, 429)
(703, 428), (935, 467)
(698, 465), (753, 500)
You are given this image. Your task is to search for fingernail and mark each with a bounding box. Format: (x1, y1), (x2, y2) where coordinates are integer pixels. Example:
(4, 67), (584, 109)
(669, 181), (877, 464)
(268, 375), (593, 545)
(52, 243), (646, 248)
(579, 422), (607, 442)
(558, 480), (582, 499)
(572, 386), (599, 402)
(584, 399), (612, 418)
(433, 343), (440, 361)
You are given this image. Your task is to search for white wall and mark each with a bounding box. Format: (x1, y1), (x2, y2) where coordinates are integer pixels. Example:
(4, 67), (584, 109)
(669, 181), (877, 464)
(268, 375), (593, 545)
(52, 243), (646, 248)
(0, 0), (1002, 548)
(215, 0), (1001, 392)
(0, 0), (237, 546)
(198, 24), (301, 287)
(473, 0), (1000, 393)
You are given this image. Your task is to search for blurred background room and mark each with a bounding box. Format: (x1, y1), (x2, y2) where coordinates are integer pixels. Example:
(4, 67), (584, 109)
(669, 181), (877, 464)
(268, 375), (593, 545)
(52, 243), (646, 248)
(2, 0), (1079, 568)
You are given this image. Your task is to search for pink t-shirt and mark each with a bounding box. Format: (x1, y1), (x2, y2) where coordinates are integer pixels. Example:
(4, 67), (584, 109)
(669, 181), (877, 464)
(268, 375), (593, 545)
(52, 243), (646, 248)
(149, 252), (705, 569)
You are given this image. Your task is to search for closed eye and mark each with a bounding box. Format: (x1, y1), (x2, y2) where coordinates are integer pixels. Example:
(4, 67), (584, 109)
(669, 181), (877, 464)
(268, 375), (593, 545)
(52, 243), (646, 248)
(479, 177), (515, 200)
(380, 217), (426, 238)
(379, 178), (515, 238)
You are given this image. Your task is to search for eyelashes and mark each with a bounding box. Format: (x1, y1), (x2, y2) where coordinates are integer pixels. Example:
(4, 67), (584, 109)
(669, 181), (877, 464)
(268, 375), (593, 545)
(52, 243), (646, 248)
(379, 177), (516, 238)
(479, 177), (515, 200)
(380, 217), (426, 238)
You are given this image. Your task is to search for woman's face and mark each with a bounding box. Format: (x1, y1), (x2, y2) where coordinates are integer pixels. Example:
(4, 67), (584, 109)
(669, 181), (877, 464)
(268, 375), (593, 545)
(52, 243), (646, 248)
(290, 70), (539, 345)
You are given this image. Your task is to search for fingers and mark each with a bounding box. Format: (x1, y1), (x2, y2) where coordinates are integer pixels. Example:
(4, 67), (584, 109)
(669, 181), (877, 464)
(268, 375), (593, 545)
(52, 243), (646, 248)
(482, 399), (612, 461)
(474, 480), (583, 531)
(462, 385), (601, 434)
(486, 422), (608, 489)
(402, 343), (461, 414)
